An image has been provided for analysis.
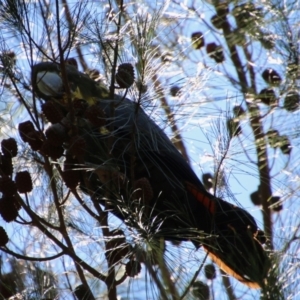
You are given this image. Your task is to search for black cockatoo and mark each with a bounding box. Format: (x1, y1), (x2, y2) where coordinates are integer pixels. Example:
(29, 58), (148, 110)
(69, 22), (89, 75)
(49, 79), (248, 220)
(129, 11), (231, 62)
(31, 62), (269, 288)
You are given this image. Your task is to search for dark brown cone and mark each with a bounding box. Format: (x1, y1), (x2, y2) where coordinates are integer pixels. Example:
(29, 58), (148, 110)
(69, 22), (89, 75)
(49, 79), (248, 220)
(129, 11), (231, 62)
(45, 124), (68, 147)
(74, 284), (94, 300)
(41, 101), (64, 123)
(250, 190), (262, 206)
(133, 177), (154, 205)
(0, 195), (21, 210)
(206, 43), (224, 63)
(26, 131), (43, 151)
(0, 155), (13, 177)
(227, 118), (242, 138)
(284, 91), (300, 112)
(286, 63), (298, 79)
(0, 226), (9, 246)
(68, 136), (86, 158)
(116, 63), (135, 88)
(0, 196), (19, 222)
(206, 42), (217, 54)
(62, 169), (80, 189)
(211, 14), (226, 29)
(192, 281), (210, 300)
(0, 176), (17, 196)
(262, 68), (282, 86)
(125, 260), (141, 277)
(279, 135), (292, 155)
(270, 196), (282, 212)
(233, 105), (246, 117)
(15, 171), (33, 193)
(232, 3), (261, 30)
(72, 99), (88, 117)
(170, 86), (181, 97)
(62, 155), (81, 189)
(191, 32), (205, 49)
(258, 88), (277, 106)
(106, 229), (131, 265)
(84, 105), (106, 128)
(18, 121), (35, 143)
(204, 264), (216, 280)
(267, 129), (280, 148)
(41, 140), (64, 160)
(1, 138), (18, 158)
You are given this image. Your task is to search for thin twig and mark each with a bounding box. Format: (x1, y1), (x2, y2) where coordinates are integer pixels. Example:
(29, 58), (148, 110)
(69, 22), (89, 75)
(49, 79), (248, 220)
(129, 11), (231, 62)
(180, 253), (208, 300)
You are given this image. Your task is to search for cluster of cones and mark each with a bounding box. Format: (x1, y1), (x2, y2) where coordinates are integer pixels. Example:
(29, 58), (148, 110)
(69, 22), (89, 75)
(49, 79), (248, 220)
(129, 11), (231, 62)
(0, 137), (32, 246)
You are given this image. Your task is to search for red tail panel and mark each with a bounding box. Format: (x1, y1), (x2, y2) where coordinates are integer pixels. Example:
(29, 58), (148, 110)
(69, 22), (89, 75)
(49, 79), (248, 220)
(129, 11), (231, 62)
(203, 245), (261, 289)
(185, 182), (216, 214)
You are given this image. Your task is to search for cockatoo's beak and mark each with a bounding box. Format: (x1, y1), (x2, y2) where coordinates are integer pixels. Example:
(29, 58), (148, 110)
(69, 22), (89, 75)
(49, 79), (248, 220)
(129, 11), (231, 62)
(36, 71), (63, 97)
